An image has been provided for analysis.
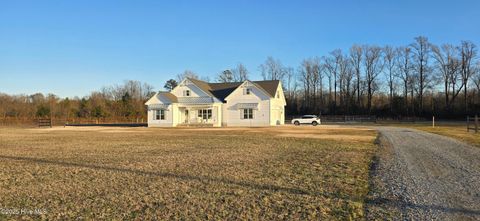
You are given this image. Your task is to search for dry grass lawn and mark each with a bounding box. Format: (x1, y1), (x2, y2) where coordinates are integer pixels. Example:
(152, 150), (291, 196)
(384, 122), (480, 148)
(0, 125), (376, 220)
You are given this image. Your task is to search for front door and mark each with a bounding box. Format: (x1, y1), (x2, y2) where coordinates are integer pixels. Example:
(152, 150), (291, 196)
(184, 110), (189, 123)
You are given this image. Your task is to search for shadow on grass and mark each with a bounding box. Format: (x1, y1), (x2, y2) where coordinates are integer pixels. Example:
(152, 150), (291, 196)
(4, 155), (478, 217)
(0, 155), (357, 201)
(366, 197), (480, 217)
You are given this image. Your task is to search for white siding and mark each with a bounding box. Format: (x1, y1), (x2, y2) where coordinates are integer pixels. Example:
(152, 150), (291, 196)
(145, 79), (286, 127)
(147, 105), (174, 127)
(269, 84), (286, 125)
(223, 83), (271, 126)
(212, 103), (222, 127)
(171, 81), (209, 98)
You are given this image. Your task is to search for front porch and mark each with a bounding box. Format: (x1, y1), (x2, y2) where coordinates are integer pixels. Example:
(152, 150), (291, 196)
(176, 104), (221, 127)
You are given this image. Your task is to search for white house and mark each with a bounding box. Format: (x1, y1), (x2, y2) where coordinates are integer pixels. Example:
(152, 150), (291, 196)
(145, 78), (286, 127)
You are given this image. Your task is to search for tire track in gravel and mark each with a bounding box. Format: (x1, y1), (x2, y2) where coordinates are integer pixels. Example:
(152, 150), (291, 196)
(366, 127), (480, 220)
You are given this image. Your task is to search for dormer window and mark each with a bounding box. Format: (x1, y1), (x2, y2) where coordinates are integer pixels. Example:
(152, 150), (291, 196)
(244, 88), (251, 95)
(183, 90), (190, 96)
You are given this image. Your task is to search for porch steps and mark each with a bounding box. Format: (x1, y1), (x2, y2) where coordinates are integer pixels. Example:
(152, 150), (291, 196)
(177, 123), (214, 127)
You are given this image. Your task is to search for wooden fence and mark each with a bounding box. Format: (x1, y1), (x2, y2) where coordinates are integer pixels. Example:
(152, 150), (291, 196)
(0, 117), (145, 126)
(320, 115), (377, 123)
(37, 118), (52, 128)
(467, 115), (479, 133)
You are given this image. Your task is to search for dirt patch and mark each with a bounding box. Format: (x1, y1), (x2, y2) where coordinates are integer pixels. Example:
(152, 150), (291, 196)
(277, 133), (376, 142)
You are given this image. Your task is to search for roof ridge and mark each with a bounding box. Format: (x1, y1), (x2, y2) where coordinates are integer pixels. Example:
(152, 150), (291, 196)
(181, 78), (280, 102)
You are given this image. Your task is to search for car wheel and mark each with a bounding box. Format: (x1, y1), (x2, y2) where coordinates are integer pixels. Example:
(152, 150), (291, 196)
(294, 121), (300, 126)
(312, 121), (318, 126)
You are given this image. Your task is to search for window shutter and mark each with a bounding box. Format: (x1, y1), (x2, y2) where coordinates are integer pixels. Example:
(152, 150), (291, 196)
(240, 109), (244, 119)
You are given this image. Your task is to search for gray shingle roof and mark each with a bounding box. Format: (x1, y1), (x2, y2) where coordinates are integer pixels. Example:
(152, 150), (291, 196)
(177, 97), (214, 104)
(158, 92), (178, 103)
(153, 79), (280, 104)
(188, 78), (280, 102)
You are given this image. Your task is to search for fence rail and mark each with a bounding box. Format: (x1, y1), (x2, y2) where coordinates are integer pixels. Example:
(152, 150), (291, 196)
(37, 118), (52, 128)
(467, 115), (479, 133)
(320, 115), (377, 123)
(0, 117), (145, 126)
(285, 115), (430, 124)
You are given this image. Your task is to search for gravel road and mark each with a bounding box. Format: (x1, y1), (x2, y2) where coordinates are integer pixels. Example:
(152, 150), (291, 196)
(366, 127), (480, 220)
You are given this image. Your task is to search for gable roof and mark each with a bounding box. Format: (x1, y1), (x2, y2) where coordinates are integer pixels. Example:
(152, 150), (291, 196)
(147, 78), (281, 105)
(208, 82), (242, 101)
(251, 80), (281, 97)
(144, 91), (178, 105)
(187, 78), (217, 98)
(187, 78), (280, 102)
(158, 92), (178, 103)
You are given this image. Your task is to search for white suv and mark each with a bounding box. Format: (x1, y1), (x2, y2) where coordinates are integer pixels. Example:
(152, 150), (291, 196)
(291, 115), (321, 126)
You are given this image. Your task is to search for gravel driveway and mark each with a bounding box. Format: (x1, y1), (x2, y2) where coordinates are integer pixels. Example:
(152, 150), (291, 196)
(366, 127), (480, 220)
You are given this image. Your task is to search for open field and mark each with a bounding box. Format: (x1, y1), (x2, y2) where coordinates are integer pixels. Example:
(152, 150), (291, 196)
(379, 122), (480, 148)
(0, 125), (376, 220)
(412, 125), (480, 147)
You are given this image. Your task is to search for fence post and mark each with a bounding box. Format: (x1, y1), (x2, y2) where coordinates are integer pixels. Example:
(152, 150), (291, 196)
(432, 116), (435, 128)
(475, 115), (478, 133)
(467, 116), (470, 132)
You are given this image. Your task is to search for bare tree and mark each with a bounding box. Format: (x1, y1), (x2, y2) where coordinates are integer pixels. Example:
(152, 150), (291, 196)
(396, 47), (412, 114)
(384, 46), (398, 113)
(324, 50), (342, 113)
(411, 36), (431, 113)
(260, 57), (286, 81)
(459, 41), (477, 113)
(322, 56), (333, 109)
(176, 70), (199, 82)
(216, 70), (235, 83)
(473, 61), (480, 105)
(312, 57), (323, 113)
(350, 45), (363, 106)
(316, 59), (325, 109)
(338, 55), (354, 113)
(2, 37), (480, 123)
(299, 59), (313, 111)
(432, 44), (462, 112)
(284, 67), (296, 109)
(364, 46), (384, 113)
(298, 58), (322, 113)
(232, 63), (249, 82)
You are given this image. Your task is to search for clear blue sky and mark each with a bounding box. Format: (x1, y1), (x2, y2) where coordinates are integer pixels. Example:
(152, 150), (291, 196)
(1, 0), (479, 98)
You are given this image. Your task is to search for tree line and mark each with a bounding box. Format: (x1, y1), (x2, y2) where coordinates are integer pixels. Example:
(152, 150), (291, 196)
(0, 80), (155, 123)
(1, 36), (479, 123)
(214, 36), (480, 119)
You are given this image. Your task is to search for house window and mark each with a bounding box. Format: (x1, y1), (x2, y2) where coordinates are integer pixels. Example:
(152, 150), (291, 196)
(183, 90), (190, 96)
(277, 93), (280, 98)
(244, 88), (251, 95)
(198, 109), (212, 120)
(154, 109), (165, 120)
(242, 108), (254, 119)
